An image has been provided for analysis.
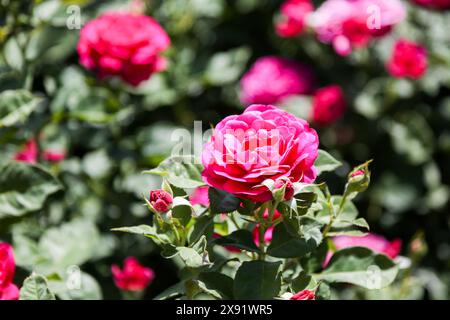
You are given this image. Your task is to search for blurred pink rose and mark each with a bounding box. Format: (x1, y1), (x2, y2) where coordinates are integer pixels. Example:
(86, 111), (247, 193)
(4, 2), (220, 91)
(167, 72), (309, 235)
(413, 0), (450, 9)
(311, 0), (405, 55)
(311, 85), (346, 126)
(275, 0), (314, 38)
(0, 243), (19, 300)
(323, 233), (402, 267)
(290, 289), (316, 300)
(77, 12), (170, 86)
(112, 257), (154, 292)
(240, 56), (315, 105)
(14, 139), (65, 164)
(253, 210), (282, 246)
(149, 189), (173, 213)
(189, 186), (210, 206)
(202, 104), (319, 202)
(386, 39), (428, 80)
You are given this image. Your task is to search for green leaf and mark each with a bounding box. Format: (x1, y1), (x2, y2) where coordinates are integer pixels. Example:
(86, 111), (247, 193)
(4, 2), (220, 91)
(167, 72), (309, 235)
(316, 247), (398, 289)
(112, 224), (171, 245)
(144, 156), (205, 189)
(188, 215), (214, 245)
(0, 90), (43, 127)
(234, 261), (281, 300)
(154, 281), (185, 300)
(0, 162), (62, 219)
(315, 150), (342, 175)
(205, 46), (251, 85)
(3, 37), (24, 71)
(208, 187), (241, 213)
(213, 230), (260, 252)
(20, 274), (56, 300)
(291, 272), (317, 292)
(267, 223), (319, 258)
(48, 271), (102, 300)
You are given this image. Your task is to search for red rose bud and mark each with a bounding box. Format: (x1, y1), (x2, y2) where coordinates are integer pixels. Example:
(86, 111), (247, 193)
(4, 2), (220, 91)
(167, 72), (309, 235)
(149, 189), (173, 213)
(386, 39), (427, 80)
(111, 257), (154, 292)
(311, 85), (346, 126)
(350, 169), (365, 177)
(274, 179), (295, 201)
(290, 289), (316, 300)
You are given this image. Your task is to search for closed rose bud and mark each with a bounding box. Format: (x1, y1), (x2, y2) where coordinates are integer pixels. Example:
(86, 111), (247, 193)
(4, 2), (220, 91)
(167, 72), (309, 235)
(111, 257), (154, 292)
(149, 189), (173, 213)
(350, 169), (365, 177)
(311, 85), (346, 126)
(274, 179), (295, 201)
(290, 289), (316, 300)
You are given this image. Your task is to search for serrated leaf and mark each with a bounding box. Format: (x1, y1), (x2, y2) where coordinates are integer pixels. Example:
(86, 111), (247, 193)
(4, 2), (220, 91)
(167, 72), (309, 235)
(315, 150), (342, 175)
(234, 261), (281, 300)
(0, 90), (43, 127)
(316, 247), (398, 289)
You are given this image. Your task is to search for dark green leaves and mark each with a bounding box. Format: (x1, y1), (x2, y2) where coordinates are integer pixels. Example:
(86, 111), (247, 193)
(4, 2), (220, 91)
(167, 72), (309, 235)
(0, 90), (43, 127)
(234, 261), (281, 299)
(317, 247), (398, 289)
(0, 162), (62, 219)
(267, 223), (319, 258)
(208, 187), (241, 213)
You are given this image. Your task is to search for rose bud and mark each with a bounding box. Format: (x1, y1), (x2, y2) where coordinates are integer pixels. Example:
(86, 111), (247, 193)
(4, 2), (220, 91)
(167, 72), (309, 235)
(290, 289), (316, 300)
(111, 257), (154, 292)
(149, 189), (173, 213)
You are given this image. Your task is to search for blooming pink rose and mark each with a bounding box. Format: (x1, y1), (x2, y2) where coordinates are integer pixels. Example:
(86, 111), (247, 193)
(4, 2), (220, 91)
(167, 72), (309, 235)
(386, 39), (428, 80)
(111, 257), (154, 291)
(202, 104), (319, 202)
(311, 85), (346, 126)
(323, 233), (402, 267)
(149, 189), (173, 213)
(275, 0), (314, 38)
(77, 12), (170, 86)
(311, 0), (405, 55)
(253, 210), (282, 246)
(413, 0), (450, 9)
(0, 243), (19, 300)
(240, 56), (315, 105)
(189, 186), (210, 206)
(290, 289), (316, 300)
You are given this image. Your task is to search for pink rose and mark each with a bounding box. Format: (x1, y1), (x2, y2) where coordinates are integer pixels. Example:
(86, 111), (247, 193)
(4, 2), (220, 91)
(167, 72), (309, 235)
(111, 257), (154, 292)
(189, 186), (210, 206)
(0, 243), (19, 300)
(149, 189), (173, 213)
(323, 233), (402, 267)
(77, 12), (170, 86)
(253, 210), (282, 246)
(311, 85), (346, 126)
(240, 56), (315, 105)
(413, 0), (450, 9)
(290, 289), (316, 300)
(275, 0), (314, 38)
(202, 104), (319, 202)
(386, 39), (428, 80)
(311, 0), (405, 55)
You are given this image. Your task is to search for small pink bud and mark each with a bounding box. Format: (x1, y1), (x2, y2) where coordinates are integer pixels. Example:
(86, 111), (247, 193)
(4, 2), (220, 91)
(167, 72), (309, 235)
(149, 189), (173, 213)
(351, 169), (365, 177)
(290, 289), (316, 300)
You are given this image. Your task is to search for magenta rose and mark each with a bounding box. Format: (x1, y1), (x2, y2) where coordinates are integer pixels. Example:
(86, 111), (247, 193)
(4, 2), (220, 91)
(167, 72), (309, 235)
(240, 56), (315, 105)
(413, 0), (450, 9)
(111, 257), (154, 292)
(290, 289), (316, 300)
(275, 0), (314, 38)
(311, 85), (346, 126)
(77, 12), (170, 86)
(323, 233), (402, 267)
(149, 189), (173, 213)
(202, 104), (319, 202)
